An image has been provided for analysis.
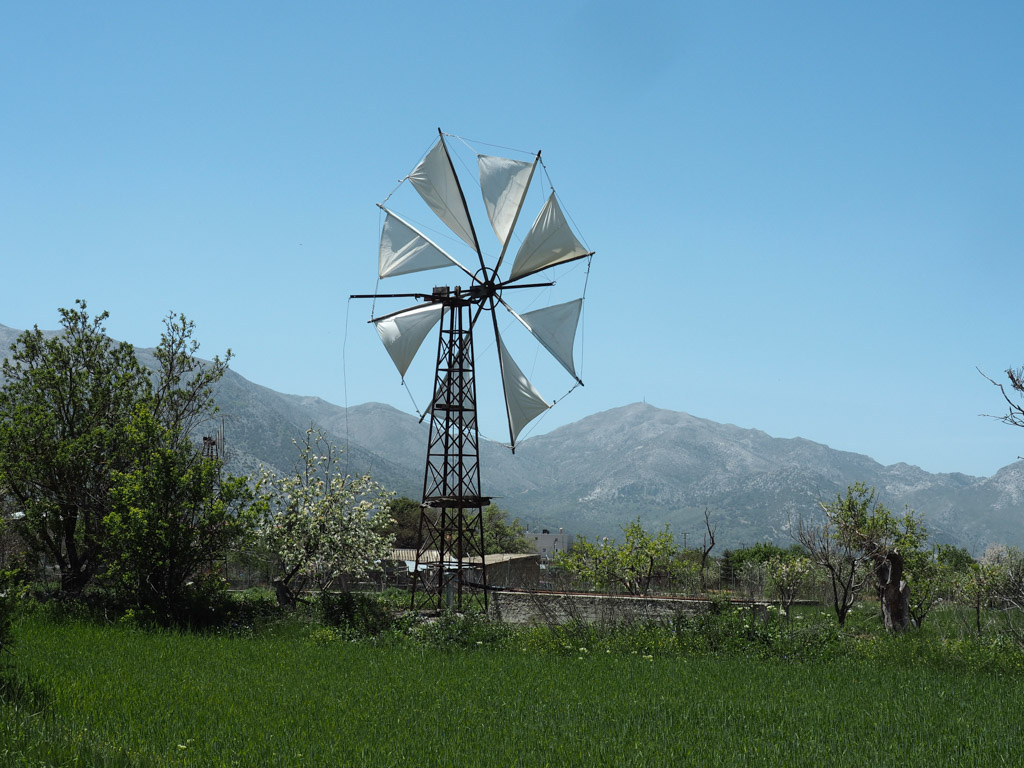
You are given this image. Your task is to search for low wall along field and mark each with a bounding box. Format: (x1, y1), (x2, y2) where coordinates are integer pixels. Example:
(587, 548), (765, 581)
(488, 590), (759, 625)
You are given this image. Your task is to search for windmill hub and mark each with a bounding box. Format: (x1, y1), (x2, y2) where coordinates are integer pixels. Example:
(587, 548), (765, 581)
(469, 266), (501, 308)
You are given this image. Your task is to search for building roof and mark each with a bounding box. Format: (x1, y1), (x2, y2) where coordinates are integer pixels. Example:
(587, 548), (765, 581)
(389, 549), (538, 566)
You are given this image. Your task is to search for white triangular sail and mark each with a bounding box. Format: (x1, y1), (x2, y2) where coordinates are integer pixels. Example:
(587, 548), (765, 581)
(478, 154), (535, 247)
(379, 211), (458, 278)
(408, 140), (476, 250)
(519, 299), (583, 380)
(497, 334), (550, 446)
(374, 304), (443, 379)
(508, 193), (590, 281)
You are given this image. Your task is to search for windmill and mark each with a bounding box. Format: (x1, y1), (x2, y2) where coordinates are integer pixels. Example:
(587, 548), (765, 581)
(353, 129), (593, 611)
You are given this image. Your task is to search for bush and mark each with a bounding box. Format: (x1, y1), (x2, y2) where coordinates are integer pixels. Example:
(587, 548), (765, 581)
(177, 587), (280, 633)
(0, 568), (25, 658)
(517, 620), (605, 655)
(23, 584), (281, 636)
(314, 592), (393, 636)
(409, 610), (513, 649)
(375, 587), (413, 611)
(672, 601), (843, 661)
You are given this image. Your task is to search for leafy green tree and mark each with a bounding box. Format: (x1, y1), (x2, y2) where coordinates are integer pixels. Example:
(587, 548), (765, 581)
(481, 504), (531, 555)
(668, 549), (704, 595)
(936, 544), (976, 574)
(910, 544), (973, 629)
(260, 427), (395, 605)
(102, 407), (258, 625)
(728, 542), (805, 571)
(726, 541), (804, 599)
(0, 302), (150, 592)
(101, 312), (235, 623)
(148, 312), (231, 443)
(0, 304), (233, 597)
(386, 497), (422, 549)
(556, 518), (677, 596)
(901, 543), (964, 629)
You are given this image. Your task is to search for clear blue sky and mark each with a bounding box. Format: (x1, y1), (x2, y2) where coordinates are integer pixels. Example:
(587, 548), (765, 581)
(2, 2), (1022, 477)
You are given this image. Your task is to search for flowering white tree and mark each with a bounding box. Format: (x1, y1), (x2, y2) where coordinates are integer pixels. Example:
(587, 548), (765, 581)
(767, 556), (810, 620)
(260, 427), (395, 605)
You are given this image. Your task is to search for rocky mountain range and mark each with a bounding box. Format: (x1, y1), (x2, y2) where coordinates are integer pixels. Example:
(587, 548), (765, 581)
(309, 398), (1023, 553)
(3, 322), (1024, 552)
(132, 369), (1024, 553)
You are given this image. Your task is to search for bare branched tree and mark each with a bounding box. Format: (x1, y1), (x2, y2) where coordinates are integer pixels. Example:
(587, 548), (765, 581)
(797, 518), (870, 627)
(981, 366), (1024, 426)
(699, 508), (716, 592)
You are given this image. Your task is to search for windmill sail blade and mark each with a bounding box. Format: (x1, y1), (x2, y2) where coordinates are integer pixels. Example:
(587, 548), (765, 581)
(409, 139), (476, 250)
(497, 334), (550, 446)
(374, 303), (443, 379)
(519, 299), (583, 381)
(478, 154), (536, 247)
(379, 210), (462, 278)
(508, 193), (591, 282)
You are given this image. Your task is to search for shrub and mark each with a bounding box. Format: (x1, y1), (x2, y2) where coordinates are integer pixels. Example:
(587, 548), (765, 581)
(190, 587), (280, 634)
(0, 567), (25, 658)
(314, 591), (392, 636)
(671, 601), (844, 661)
(409, 610), (513, 649)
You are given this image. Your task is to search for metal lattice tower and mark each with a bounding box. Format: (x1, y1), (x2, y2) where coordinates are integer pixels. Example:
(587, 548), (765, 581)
(411, 288), (489, 611)
(200, 436), (220, 460)
(201, 419), (225, 461)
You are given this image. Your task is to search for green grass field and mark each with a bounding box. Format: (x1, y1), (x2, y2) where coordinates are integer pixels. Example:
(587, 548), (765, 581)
(3, 605), (1024, 767)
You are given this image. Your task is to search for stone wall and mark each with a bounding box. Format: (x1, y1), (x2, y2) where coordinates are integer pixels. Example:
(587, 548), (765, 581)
(487, 590), (714, 626)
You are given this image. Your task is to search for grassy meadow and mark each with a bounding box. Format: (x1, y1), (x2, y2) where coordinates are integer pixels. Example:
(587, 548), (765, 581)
(3, 599), (1024, 767)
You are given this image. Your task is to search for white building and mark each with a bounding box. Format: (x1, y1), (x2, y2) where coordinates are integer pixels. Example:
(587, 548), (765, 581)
(525, 528), (573, 561)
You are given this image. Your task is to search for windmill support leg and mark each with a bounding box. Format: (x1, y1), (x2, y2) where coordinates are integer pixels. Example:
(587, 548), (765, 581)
(411, 292), (489, 612)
